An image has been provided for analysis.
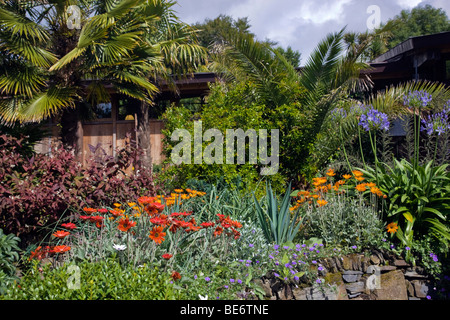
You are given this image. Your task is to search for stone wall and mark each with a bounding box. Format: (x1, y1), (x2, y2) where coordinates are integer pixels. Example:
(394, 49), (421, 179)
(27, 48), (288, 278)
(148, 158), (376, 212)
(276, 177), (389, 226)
(256, 248), (435, 300)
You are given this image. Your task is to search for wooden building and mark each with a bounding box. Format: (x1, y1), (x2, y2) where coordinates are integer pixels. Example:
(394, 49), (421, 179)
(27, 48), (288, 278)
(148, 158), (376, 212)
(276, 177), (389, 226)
(362, 31), (450, 92)
(35, 72), (217, 165)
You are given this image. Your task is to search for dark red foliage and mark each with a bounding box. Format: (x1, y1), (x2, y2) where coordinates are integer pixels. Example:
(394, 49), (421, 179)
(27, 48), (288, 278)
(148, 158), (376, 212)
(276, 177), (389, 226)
(0, 134), (158, 243)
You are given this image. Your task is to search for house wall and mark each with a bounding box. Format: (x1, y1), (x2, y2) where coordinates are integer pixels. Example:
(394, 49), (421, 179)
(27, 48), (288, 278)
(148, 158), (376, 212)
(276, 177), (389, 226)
(35, 119), (166, 165)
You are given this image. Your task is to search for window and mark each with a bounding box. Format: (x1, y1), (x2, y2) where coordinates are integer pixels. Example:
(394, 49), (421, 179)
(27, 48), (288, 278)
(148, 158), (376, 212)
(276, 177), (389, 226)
(118, 97), (140, 121)
(95, 102), (112, 119)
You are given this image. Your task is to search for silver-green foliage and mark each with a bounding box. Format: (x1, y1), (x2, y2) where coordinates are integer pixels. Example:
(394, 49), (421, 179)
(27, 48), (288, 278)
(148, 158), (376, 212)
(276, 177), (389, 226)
(302, 197), (385, 248)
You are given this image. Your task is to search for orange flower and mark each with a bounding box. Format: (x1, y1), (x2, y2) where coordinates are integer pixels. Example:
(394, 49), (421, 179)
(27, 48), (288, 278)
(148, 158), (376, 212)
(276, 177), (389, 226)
(355, 184), (367, 192)
(326, 168), (336, 177)
(386, 222), (398, 234)
(52, 230), (70, 239)
(352, 170), (364, 177)
(317, 199), (328, 207)
(174, 189), (184, 193)
(52, 245), (71, 253)
(312, 177), (328, 186)
(355, 176), (365, 182)
(343, 174), (352, 180)
(117, 217), (136, 232)
(83, 208), (97, 215)
(149, 226), (166, 244)
(171, 271), (182, 281)
(370, 186), (384, 197)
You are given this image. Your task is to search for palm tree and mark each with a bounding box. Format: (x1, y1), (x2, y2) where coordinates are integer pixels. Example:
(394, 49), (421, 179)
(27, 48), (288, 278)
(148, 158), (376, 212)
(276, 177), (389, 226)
(208, 27), (373, 181)
(0, 0), (207, 166)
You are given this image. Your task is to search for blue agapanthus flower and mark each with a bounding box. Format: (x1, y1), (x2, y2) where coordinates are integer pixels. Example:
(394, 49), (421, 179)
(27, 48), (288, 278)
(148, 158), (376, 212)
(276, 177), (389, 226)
(358, 106), (390, 132)
(403, 90), (433, 108)
(421, 108), (450, 136)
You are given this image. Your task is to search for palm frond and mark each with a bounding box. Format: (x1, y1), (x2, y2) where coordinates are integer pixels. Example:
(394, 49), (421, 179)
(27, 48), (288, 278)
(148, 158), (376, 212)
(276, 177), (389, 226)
(300, 28), (346, 105)
(0, 7), (50, 42)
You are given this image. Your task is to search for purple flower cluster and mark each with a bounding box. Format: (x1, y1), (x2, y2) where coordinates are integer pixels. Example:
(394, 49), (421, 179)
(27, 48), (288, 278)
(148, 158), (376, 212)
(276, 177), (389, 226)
(421, 109), (450, 136)
(358, 106), (390, 132)
(269, 242), (325, 284)
(429, 252), (439, 262)
(330, 108), (347, 121)
(403, 90), (433, 108)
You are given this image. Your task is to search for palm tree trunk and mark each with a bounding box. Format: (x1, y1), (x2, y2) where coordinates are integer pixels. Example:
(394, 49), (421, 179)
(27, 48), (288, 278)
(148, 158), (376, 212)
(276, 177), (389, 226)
(138, 101), (153, 169)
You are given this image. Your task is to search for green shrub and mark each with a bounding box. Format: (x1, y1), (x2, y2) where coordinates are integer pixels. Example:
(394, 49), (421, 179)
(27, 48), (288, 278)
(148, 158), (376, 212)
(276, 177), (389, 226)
(0, 229), (21, 294)
(1, 259), (184, 300)
(359, 159), (450, 261)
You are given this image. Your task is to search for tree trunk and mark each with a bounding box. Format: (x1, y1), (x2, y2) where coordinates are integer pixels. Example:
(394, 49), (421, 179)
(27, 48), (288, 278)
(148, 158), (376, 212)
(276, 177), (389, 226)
(138, 101), (153, 170)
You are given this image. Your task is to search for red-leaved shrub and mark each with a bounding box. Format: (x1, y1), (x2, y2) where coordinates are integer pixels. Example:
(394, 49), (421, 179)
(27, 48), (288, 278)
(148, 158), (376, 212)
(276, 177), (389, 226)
(0, 134), (157, 244)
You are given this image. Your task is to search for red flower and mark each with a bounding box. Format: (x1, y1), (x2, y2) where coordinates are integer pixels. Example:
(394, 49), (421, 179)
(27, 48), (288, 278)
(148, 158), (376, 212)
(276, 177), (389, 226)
(145, 202), (165, 215)
(213, 226), (223, 237)
(162, 253), (173, 260)
(171, 271), (182, 281)
(117, 217), (136, 232)
(138, 196), (156, 205)
(200, 222), (215, 228)
(97, 208), (108, 214)
(52, 230), (70, 239)
(170, 212), (191, 217)
(29, 246), (45, 261)
(79, 215), (91, 221)
(61, 223), (77, 230)
(150, 215), (168, 226)
(185, 223), (201, 233)
(52, 245), (71, 253)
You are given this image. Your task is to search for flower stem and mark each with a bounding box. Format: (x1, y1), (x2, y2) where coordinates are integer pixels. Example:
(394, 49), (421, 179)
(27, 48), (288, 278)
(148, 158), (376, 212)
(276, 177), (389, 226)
(340, 125), (352, 173)
(358, 126), (366, 170)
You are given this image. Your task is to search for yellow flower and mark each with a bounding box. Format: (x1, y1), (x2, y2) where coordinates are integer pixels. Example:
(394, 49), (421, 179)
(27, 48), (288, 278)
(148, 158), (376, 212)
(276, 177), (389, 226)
(174, 189), (184, 193)
(113, 203), (122, 208)
(326, 168), (336, 177)
(128, 202), (137, 208)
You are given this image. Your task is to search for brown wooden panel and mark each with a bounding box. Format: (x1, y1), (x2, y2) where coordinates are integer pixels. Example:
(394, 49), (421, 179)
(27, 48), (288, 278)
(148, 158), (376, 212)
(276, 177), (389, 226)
(150, 120), (165, 164)
(83, 123), (113, 159)
(116, 122), (136, 149)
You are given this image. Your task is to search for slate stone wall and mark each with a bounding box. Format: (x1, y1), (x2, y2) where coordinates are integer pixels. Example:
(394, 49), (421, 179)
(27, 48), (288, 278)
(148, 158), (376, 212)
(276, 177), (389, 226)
(256, 248), (436, 300)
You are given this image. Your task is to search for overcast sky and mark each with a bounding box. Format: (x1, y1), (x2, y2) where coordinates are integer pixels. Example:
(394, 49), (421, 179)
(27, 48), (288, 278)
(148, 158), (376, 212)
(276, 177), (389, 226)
(173, 0), (450, 66)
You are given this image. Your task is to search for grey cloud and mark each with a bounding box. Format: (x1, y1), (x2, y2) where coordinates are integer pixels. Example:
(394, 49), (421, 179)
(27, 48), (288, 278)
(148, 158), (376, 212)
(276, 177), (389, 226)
(175, 0), (450, 64)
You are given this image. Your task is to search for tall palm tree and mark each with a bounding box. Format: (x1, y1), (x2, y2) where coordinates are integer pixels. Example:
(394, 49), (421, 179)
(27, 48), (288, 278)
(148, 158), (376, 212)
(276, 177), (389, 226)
(0, 0), (207, 166)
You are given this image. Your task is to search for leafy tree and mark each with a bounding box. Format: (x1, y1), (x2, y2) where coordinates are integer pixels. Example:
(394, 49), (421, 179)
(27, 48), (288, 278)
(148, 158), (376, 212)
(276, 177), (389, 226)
(192, 14), (254, 49)
(0, 0), (207, 167)
(383, 4), (450, 49)
(274, 46), (301, 68)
